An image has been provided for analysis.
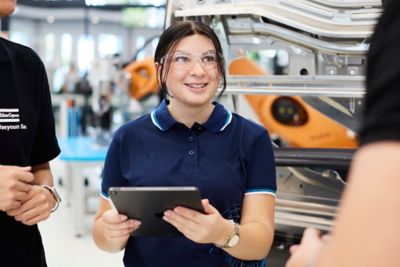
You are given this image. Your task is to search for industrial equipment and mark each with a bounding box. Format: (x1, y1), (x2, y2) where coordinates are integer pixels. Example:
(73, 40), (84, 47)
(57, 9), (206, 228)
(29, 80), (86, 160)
(162, 0), (382, 264)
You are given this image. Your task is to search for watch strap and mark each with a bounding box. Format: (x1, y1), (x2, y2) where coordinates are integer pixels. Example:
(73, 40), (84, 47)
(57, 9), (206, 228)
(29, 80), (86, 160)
(215, 220), (240, 249)
(42, 185), (61, 212)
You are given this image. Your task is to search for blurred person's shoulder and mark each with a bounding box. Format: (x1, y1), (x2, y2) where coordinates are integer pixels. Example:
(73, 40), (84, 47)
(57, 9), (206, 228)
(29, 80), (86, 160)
(360, 0), (400, 145)
(0, 37), (44, 71)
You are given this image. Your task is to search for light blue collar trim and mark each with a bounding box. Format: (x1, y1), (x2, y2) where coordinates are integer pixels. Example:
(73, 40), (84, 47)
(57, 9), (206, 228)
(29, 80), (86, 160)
(151, 110), (164, 131)
(219, 111), (232, 132)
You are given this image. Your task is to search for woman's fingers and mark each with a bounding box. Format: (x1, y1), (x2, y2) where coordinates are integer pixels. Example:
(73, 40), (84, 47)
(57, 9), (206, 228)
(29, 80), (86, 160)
(102, 210), (141, 239)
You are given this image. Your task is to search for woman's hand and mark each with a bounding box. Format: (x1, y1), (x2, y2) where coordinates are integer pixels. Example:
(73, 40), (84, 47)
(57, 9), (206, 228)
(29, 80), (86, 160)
(163, 199), (233, 245)
(100, 209), (141, 242)
(93, 198), (141, 253)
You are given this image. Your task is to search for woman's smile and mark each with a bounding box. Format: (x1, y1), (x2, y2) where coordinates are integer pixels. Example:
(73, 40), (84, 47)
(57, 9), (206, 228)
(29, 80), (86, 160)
(184, 82), (209, 91)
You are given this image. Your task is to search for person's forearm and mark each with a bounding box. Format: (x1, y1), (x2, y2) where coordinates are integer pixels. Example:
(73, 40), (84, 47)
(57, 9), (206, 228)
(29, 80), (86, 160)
(32, 163), (57, 209)
(92, 217), (128, 253)
(313, 143), (400, 267)
(220, 220), (274, 260)
(31, 163), (54, 186)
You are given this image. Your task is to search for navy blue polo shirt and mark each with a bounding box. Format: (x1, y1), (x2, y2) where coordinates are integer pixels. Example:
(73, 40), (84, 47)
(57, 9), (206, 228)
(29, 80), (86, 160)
(101, 99), (276, 267)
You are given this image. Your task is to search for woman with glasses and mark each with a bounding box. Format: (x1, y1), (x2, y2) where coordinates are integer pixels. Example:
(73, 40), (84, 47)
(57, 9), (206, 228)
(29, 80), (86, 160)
(93, 21), (276, 267)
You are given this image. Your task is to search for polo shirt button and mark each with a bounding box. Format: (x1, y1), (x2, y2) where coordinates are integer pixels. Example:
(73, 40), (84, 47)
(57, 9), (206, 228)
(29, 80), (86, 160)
(188, 136), (194, 142)
(188, 150), (195, 155)
(197, 126), (202, 131)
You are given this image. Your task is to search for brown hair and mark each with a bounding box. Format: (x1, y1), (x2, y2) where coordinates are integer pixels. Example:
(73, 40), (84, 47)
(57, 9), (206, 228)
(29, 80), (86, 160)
(154, 20), (226, 98)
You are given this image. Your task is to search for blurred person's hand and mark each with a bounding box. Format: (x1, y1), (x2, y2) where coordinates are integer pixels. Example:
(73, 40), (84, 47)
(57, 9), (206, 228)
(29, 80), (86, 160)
(286, 228), (330, 267)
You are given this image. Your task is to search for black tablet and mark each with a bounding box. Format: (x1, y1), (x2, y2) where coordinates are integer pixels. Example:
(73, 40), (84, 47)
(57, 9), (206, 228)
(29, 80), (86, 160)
(108, 186), (204, 236)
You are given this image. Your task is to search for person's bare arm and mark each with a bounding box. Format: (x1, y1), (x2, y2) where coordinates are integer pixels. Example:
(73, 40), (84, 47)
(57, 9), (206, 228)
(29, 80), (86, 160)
(231, 194), (275, 260)
(286, 142), (400, 267)
(31, 163), (55, 186)
(314, 142), (400, 267)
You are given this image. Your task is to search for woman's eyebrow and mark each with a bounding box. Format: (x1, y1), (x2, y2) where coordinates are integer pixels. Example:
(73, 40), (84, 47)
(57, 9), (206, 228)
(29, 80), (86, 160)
(173, 50), (216, 54)
(173, 50), (189, 54)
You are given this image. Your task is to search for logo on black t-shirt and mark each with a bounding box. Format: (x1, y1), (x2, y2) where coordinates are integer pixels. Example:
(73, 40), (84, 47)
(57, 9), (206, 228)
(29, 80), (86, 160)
(0, 108), (28, 131)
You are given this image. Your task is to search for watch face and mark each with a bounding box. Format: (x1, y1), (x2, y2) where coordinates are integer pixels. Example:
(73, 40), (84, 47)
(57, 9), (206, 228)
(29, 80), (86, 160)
(228, 234), (240, 247)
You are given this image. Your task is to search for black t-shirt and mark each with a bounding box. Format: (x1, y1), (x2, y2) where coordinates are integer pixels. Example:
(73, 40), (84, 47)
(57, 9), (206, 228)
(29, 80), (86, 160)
(359, 1), (400, 145)
(0, 37), (60, 267)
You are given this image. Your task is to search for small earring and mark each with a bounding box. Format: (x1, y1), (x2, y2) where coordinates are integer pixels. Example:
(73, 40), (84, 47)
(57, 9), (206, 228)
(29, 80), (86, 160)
(218, 79), (223, 88)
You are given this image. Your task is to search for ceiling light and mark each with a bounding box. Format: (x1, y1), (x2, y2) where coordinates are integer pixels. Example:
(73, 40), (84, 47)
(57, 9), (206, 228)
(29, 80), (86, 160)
(47, 16), (55, 23)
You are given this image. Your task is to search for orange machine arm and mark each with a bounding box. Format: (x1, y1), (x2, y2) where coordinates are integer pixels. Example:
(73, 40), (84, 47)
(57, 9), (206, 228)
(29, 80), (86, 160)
(123, 57), (159, 100)
(228, 57), (357, 148)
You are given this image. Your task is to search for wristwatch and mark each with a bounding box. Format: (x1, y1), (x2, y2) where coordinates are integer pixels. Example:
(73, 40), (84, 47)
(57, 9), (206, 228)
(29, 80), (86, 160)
(42, 185), (62, 212)
(216, 220), (240, 249)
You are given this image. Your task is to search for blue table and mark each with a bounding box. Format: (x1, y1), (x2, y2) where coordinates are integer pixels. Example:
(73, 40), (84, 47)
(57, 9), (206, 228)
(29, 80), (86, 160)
(58, 137), (108, 237)
(59, 137), (108, 161)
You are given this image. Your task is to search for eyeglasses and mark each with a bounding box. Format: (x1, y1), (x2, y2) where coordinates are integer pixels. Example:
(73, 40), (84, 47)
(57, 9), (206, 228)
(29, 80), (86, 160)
(160, 51), (220, 71)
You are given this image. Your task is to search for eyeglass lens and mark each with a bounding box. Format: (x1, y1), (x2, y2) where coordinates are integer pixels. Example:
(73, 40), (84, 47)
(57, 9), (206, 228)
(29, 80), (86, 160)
(167, 52), (218, 70)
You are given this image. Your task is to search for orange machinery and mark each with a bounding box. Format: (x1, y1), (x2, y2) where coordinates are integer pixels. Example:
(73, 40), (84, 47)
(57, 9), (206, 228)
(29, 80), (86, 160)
(229, 57), (357, 148)
(123, 57), (159, 100)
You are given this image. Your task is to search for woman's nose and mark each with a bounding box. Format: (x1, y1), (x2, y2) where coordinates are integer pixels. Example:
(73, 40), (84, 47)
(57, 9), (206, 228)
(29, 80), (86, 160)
(189, 59), (206, 75)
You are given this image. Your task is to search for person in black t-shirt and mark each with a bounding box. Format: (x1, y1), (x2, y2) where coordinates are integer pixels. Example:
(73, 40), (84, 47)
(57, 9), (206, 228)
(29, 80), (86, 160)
(1, 2), (61, 267)
(286, 1), (400, 267)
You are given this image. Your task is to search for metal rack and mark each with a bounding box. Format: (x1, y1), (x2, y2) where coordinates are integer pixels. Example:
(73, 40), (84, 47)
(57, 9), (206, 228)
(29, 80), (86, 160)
(223, 75), (365, 98)
(165, 0), (382, 236)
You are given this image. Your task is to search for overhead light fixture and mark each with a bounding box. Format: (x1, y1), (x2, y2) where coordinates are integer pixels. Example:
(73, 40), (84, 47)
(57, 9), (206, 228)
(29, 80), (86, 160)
(91, 16), (100, 24)
(47, 15), (55, 23)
